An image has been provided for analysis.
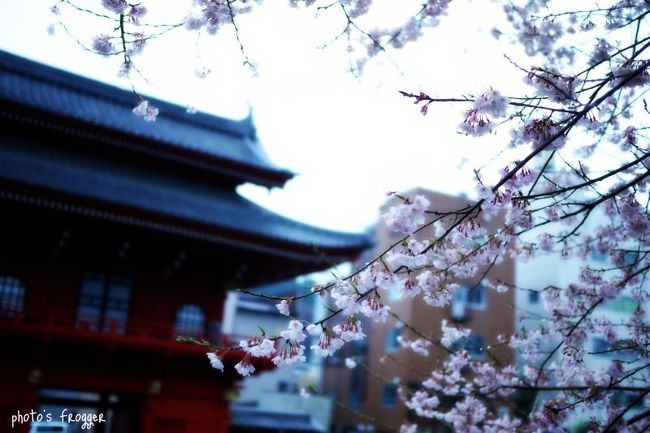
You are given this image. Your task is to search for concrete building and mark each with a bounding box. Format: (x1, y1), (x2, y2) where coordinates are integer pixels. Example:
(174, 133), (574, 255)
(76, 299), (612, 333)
(516, 205), (649, 429)
(323, 189), (516, 433)
(223, 277), (333, 432)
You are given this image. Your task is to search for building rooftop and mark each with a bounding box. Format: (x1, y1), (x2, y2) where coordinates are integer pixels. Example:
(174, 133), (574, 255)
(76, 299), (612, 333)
(0, 50), (292, 187)
(0, 51), (371, 262)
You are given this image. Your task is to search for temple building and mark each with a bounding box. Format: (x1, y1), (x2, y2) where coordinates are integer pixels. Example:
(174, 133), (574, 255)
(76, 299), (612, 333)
(0, 50), (369, 433)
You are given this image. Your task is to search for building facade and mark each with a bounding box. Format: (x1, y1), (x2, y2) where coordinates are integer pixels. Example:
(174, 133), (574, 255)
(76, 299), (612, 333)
(0, 51), (368, 433)
(516, 205), (649, 430)
(224, 277), (332, 433)
(323, 189), (515, 433)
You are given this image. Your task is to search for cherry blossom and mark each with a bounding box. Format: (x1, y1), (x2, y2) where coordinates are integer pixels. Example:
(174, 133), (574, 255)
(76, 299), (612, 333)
(440, 319), (471, 348)
(61, 1), (650, 431)
(333, 316), (365, 342)
(206, 352), (224, 371)
(382, 195), (430, 235)
(280, 320), (306, 343)
(234, 356), (256, 376)
(132, 100), (159, 122)
(311, 328), (344, 357)
(240, 336), (276, 358)
(360, 295), (390, 322)
(275, 299), (291, 316)
(92, 34), (114, 56)
(101, 0), (127, 15)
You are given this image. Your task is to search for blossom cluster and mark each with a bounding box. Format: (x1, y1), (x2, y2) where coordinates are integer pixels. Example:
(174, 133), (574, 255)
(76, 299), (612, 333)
(58, 0), (650, 431)
(459, 90), (510, 136)
(184, 0), (260, 35)
(214, 1), (649, 423)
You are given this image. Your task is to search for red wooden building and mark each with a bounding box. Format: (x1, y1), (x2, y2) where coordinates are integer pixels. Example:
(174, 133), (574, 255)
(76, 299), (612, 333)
(0, 51), (368, 433)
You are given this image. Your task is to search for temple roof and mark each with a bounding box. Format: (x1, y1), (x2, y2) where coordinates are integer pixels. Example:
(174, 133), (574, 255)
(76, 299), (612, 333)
(0, 140), (369, 261)
(0, 51), (370, 262)
(0, 50), (292, 187)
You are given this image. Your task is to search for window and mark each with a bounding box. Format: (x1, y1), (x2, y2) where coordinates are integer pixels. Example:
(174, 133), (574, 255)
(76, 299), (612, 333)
(76, 273), (132, 334)
(277, 381), (290, 393)
(464, 335), (486, 358)
(384, 328), (400, 353)
(451, 287), (468, 321)
(624, 251), (639, 266)
(453, 285), (486, 319)
(467, 285), (486, 308)
(382, 384), (398, 408)
(451, 335), (486, 358)
(528, 290), (540, 304)
(174, 304), (205, 337)
(612, 390), (644, 408)
(591, 337), (609, 354)
(604, 296), (638, 313)
(0, 276), (25, 318)
(591, 337), (637, 361)
(590, 246), (608, 263)
(348, 366), (366, 410)
(350, 339), (368, 363)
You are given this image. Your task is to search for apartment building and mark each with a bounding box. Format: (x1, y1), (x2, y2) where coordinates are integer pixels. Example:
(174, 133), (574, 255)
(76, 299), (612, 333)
(323, 189), (515, 433)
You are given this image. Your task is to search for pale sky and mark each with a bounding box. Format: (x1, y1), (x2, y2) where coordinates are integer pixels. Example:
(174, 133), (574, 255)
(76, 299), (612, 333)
(0, 1), (528, 233)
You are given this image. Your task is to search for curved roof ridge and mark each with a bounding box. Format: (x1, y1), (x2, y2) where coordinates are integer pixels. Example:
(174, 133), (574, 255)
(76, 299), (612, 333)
(0, 50), (253, 138)
(0, 50), (292, 185)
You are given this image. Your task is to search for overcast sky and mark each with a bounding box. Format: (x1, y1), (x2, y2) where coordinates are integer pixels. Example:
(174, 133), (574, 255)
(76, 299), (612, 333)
(0, 1), (527, 233)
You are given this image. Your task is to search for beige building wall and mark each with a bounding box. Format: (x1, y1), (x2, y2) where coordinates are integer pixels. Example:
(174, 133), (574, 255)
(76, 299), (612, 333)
(324, 189), (515, 433)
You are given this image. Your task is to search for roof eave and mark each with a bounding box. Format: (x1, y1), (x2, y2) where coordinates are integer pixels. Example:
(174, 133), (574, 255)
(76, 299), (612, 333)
(0, 183), (369, 265)
(0, 102), (294, 188)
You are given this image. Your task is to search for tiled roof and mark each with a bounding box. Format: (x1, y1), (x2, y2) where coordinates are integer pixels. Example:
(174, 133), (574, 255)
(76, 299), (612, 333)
(230, 407), (324, 433)
(0, 50), (371, 261)
(0, 140), (370, 259)
(0, 50), (292, 187)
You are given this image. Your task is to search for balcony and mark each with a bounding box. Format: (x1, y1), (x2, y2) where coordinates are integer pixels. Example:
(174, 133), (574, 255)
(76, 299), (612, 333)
(0, 305), (226, 355)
